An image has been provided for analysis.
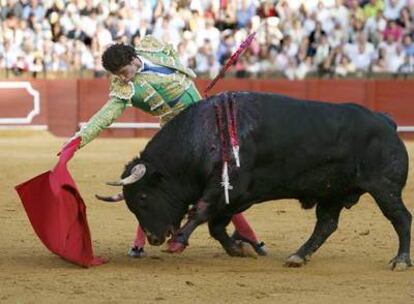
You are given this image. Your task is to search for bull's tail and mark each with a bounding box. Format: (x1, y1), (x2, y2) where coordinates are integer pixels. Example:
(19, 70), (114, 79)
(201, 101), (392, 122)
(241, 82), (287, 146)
(377, 112), (397, 130)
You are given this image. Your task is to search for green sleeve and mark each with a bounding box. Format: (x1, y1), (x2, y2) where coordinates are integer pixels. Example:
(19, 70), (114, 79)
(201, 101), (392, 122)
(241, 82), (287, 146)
(77, 98), (127, 148)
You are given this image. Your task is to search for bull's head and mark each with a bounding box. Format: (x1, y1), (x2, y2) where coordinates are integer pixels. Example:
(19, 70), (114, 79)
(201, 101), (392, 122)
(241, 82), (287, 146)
(107, 161), (185, 246)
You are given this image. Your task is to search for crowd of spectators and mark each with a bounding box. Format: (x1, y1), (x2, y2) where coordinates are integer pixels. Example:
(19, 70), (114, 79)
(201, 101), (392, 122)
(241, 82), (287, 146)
(2, 0), (414, 79)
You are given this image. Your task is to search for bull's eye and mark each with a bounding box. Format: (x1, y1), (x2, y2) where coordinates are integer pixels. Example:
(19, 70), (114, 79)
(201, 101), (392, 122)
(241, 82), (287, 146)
(137, 193), (147, 208)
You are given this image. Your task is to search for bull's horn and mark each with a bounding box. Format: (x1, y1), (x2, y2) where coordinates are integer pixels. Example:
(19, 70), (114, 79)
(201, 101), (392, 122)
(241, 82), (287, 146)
(95, 193), (124, 202)
(106, 164), (146, 186)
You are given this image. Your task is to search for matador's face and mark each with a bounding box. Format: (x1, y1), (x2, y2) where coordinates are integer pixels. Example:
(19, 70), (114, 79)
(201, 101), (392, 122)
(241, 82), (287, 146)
(115, 57), (141, 84)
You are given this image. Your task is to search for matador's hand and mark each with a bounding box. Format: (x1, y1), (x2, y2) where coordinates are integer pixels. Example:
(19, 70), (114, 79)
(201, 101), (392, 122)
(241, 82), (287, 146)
(58, 135), (80, 156)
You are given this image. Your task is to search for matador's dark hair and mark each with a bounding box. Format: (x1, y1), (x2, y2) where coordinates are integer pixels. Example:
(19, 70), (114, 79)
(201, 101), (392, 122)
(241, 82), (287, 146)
(101, 43), (137, 73)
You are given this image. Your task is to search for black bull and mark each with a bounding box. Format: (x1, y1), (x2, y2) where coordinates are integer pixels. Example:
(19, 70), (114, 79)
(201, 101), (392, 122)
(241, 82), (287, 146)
(111, 92), (412, 270)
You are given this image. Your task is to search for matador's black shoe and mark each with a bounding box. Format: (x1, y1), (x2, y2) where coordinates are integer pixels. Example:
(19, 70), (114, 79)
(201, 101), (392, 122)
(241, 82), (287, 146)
(231, 231), (268, 256)
(128, 246), (146, 258)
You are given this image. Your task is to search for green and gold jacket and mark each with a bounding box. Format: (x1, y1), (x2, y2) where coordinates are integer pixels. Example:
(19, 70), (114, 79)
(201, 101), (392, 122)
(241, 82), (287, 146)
(77, 36), (201, 148)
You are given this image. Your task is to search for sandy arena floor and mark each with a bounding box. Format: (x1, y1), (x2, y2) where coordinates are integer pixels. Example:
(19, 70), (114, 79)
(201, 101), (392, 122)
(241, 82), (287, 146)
(0, 131), (413, 304)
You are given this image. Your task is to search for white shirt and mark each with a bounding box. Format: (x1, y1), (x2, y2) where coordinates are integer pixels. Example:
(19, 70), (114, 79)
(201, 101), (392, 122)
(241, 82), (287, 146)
(137, 56), (175, 76)
(384, 0), (407, 20)
(386, 51), (405, 72)
(352, 51), (372, 71)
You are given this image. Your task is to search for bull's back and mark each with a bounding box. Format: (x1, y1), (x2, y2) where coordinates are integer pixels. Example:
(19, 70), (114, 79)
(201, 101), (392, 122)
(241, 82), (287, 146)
(246, 92), (397, 152)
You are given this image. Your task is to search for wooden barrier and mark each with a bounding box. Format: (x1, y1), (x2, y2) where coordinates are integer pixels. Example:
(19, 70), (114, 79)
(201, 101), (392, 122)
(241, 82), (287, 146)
(0, 79), (414, 137)
(0, 80), (48, 129)
(46, 79), (79, 136)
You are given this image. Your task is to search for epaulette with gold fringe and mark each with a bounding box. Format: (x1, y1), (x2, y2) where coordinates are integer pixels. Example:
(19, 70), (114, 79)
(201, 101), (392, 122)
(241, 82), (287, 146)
(109, 77), (135, 100)
(136, 35), (165, 53)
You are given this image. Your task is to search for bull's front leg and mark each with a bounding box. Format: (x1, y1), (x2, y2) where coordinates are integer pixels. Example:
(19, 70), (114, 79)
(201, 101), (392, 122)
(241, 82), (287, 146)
(165, 200), (210, 253)
(208, 215), (257, 258)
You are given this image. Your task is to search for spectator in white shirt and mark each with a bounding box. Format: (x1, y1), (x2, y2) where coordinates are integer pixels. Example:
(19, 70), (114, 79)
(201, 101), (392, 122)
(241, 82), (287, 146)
(153, 15), (181, 48)
(314, 34), (331, 66)
(329, 20), (348, 48)
(177, 41), (191, 67)
(195, 39), (214, 74)
(196, 16), (220, 53)
(286, 18), (306, 46)
(365, 9), (387, 44)
(286, 56), (315, 80)
(379, 34), (400, 59)
(95, 22), (112, 50)
(22, 0), (45, 22)
(281, 35), (299, 59)
(275, 50), (290, 71)
(335, 55), (356, 77)
(372, 47), (388, 72)
(352, 43), (373, 72)
(398, 54), (414, 75)
(386, 44), (406, 72)
(357, 33), (376, 60)
(303, 11), (318, 36)
(332, 0), (350, 29)
(384, 0), (407, 20)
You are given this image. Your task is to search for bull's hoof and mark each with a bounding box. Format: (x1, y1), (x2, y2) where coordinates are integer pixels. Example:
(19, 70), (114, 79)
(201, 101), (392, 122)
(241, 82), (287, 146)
(225, 241), (257, 258)
(389, 254), (412, 271)
(284, 254), (307, 267)
(128, 246), (146, 258)
(164, 241), (187, 253)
